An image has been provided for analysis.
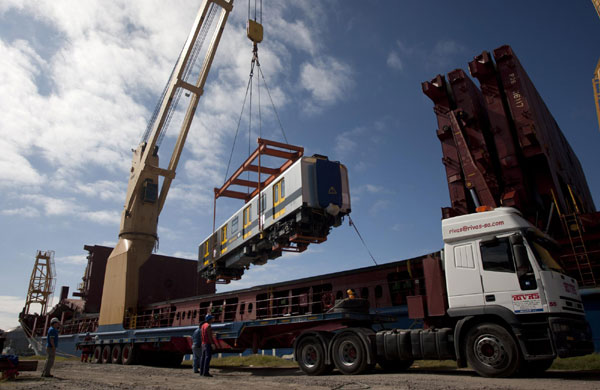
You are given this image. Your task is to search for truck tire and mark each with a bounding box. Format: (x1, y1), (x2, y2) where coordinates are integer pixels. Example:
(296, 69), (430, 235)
(465, 323), (520, 378)
(331, 332), (369, 375)
(121, 344), (137, 365)
(296, 336), (332, 376)
(378, 359), (414, 372)
(92, 346), (102, 364)
(111, 344), (122, 364)
(519, 358), (553, 376)
(101, 345), (112, 364)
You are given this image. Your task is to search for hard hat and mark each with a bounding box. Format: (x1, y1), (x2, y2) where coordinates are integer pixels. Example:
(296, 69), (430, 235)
(205, 314), (214, 321)
(50, 318), (60, 324)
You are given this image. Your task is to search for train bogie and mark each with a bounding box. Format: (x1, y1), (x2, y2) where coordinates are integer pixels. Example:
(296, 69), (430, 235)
(199, 155), (350, 282)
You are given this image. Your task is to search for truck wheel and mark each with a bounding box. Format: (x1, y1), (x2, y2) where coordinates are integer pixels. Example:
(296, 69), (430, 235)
(296, 336), (332, 375)
(101, 345), (112, 364)
(465, 323), (520, 378)
(378, 359), (414, 372)
(92, 346), (102, 364)
(121, 344), (137, 365)
(111, 344), (122, 364)
(332, 333), (368, 375)
(519, 358), (554, 376)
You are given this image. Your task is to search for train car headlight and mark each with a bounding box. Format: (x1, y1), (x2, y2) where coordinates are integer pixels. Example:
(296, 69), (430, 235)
(326, 203), (340, 216)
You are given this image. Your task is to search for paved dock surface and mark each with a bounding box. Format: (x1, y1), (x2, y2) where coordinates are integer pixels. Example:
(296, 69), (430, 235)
(3, 361), (600, 390)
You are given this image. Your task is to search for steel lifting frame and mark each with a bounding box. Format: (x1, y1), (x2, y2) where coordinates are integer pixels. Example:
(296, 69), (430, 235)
(213, 138), (303, 229)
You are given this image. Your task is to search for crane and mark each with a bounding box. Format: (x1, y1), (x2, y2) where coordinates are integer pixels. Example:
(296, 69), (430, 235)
(593, 0), (600, 131)
(98, 0), (236, 330)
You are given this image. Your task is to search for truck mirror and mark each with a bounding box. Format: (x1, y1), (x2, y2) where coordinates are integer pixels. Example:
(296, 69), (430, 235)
(512, 242), (528, 276)
(509, 234), (523, 246)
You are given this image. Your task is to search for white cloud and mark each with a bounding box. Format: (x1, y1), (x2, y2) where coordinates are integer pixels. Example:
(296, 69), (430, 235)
(387, 51), (403, 71)
(0, 296), (25, 330)
(21, 194), (120, 225)
(55, 254), (87, 265)
(0, 1), (354, 237)
(1, 206), (40, 218)
(81, 210), (120, 225)
(75, 180), (125, 202)
(300, 57), (354, 112)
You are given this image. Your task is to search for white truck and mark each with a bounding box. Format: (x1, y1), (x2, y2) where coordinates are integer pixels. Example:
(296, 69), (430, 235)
(293, 207), (593, 377)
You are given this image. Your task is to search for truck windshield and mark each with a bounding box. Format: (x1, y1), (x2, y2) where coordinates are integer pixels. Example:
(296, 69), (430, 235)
(526, 232), (564, 273)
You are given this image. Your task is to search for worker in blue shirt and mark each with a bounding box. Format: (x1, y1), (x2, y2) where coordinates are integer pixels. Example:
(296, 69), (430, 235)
(42, 318), (60, 378)
(191, 318), (204, 374)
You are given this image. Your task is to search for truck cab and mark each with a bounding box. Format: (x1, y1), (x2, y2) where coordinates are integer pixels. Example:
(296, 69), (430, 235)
(443, 207), (593, 374)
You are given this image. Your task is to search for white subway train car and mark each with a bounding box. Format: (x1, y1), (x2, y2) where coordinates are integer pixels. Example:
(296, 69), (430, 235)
(199, 155), (351, 281)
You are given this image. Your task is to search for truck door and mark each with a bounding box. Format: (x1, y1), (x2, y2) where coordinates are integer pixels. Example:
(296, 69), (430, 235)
(478, 235), (543, 314)
(445, 243), (484, 308)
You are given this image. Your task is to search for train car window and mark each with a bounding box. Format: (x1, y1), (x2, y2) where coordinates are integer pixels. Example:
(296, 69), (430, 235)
(361, 287), (369, 299)
(240, 302), (245, 315)
(375, 285), (383, 299)
(231, 216), (239, 233)
(248, 303), (253, 313)
(259, 193), (266, 215)
(193, 310), (197, 318)
(203, 241), (209, 258)
(221, 224), (227, 245)
(244, 205), (252, 228)
(274, 178), (285, 207)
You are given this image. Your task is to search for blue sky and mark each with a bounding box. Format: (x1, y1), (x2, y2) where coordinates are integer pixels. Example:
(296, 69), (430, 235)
(1, 1), (599, 329)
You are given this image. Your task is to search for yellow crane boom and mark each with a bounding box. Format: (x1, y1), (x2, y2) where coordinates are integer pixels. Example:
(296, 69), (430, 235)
(98, 0), (234, 329)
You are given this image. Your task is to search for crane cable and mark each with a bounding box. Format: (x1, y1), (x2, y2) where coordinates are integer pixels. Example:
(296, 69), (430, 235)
(222, 29), (289, 182)
(348, 216), (379, 266)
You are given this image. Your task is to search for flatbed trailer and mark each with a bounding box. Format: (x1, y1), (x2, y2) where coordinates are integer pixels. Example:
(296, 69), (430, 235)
(77, 310), (392, 368)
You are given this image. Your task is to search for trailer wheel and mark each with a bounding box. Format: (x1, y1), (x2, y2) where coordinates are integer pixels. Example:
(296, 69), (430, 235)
(121, 344), (137, 365)
(92, 346), (102, 364)
(296, 336), (332, 376)
(111, 344), (122, 364)
(378, 359), (414, 372)
(332, 333), (368, 375)
(465, 323), (520, 378)
(101, 345), (112, 364)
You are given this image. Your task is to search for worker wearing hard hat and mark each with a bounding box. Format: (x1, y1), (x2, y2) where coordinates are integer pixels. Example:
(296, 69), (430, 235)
(347, 289), (356, 299)
(42, 318), (60, 378)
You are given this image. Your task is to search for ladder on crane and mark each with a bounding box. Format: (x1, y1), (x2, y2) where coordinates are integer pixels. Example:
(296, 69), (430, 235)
(553, 187), (597, 286)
